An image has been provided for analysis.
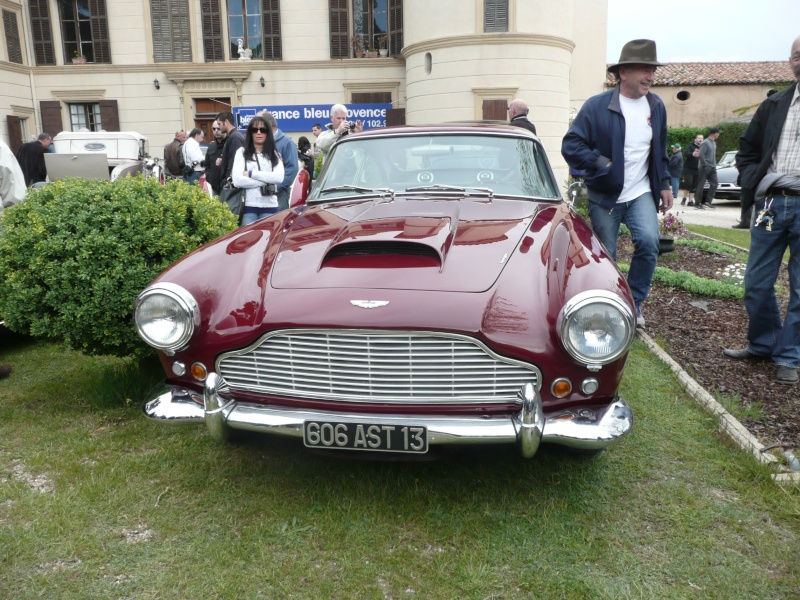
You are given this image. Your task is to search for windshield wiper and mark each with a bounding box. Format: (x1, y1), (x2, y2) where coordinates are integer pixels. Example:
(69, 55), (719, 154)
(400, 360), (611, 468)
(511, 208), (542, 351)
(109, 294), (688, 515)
(320, 185), (393, 195)
(405, 184), (493, 197)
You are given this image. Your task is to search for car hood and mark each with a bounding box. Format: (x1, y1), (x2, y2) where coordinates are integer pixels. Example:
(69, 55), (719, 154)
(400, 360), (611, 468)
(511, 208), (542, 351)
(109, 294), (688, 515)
(270, 198), (536, 293)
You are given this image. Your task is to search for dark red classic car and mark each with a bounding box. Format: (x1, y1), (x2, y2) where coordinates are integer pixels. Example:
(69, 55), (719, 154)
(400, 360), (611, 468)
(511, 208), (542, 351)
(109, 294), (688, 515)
(136, 124), (636, 458)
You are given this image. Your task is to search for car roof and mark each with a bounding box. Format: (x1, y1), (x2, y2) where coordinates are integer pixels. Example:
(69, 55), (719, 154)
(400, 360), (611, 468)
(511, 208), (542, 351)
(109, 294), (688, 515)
(352, 122), (540, 140)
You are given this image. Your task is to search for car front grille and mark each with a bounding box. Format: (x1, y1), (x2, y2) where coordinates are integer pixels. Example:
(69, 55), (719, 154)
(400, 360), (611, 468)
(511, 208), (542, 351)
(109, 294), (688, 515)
(216, 329), (539, 404)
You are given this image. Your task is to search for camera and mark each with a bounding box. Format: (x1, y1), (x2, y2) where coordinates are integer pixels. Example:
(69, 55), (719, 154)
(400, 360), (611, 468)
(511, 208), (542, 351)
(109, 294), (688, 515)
(348, 122), (357, 131)
(260, 183), (277, 196)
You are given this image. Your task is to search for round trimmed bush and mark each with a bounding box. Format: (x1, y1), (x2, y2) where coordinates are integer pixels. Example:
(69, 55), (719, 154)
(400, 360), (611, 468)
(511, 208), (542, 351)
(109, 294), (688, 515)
(0, 176), (238, 358)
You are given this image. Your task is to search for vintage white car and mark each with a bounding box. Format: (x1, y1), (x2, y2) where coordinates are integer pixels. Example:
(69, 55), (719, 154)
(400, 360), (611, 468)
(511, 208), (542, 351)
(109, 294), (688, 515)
(50, 131), (161, 182)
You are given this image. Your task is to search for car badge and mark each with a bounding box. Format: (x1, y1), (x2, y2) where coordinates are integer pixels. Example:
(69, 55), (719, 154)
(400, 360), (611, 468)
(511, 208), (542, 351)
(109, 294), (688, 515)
(350, 300), (390, 309)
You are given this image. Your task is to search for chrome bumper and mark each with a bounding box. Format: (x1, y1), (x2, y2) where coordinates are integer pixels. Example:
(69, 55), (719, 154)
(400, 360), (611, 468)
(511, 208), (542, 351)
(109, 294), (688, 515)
(143, 374), (633, 457)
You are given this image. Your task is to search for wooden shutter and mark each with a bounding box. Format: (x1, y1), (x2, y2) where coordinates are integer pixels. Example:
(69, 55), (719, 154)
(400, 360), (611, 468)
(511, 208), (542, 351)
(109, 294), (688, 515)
(484, 0), (508, 33)
(40, 101), (63, 138)
(2, 10), (23, 64)
(385, 108), (405, 127)
(200, 0), (224, 62)
(482, 99), (507, 120)
(6, 116), (23, 154)
(151, 0), (191, 62)
(88, 0), (111, 63)
(261, 0), (282, 60)
(329, 0), (348, 59)
(352, 92), (392, 104)
(99, 100), (120, 132)
(29, 0), (55, 65)
(388, 0), (403, 57)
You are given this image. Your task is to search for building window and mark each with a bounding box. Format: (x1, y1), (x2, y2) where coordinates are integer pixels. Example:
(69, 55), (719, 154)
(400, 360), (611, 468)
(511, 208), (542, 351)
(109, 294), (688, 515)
(151, 0), (192, 62)
(58, 0), (111, 64)
(3, 10), (23, 64)
(69, 103), (102, 131)
(29, 0), (56, 65)
(329, 0), (402, 59)
(484, 0), (508, 33)
(226, 0), (281, 60)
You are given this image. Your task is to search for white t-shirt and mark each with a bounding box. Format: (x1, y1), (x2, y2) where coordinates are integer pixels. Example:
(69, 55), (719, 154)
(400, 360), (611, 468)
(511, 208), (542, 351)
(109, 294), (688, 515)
(618, 95), (652, 203)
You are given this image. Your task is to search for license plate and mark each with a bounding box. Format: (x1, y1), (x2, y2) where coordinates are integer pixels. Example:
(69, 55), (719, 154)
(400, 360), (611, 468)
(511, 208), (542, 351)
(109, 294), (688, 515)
(303, 421), (428, 454)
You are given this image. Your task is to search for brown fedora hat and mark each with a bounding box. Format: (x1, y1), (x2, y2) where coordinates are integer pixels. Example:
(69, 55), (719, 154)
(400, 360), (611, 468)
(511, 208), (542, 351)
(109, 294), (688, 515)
(607, 39), (665, 72)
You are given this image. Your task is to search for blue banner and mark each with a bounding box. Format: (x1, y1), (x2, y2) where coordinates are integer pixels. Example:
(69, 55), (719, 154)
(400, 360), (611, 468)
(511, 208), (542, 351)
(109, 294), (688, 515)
(233, 104), (391, 133)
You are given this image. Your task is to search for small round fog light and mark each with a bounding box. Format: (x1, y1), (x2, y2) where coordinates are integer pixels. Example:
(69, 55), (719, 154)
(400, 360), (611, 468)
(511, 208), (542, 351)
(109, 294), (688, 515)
(551, 377), (573, 399)
(171, 361), (186, 376)
(190, 362), (208, 381)
(580, 377), (600, 395)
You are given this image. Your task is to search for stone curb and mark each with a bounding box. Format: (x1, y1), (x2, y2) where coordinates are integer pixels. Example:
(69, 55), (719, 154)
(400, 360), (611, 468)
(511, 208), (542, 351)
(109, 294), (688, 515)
(637, 329), (800, 485)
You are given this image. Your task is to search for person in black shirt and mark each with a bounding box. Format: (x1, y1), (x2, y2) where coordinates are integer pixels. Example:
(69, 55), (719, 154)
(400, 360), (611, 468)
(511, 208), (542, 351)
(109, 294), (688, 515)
(15, 133), (51, 187)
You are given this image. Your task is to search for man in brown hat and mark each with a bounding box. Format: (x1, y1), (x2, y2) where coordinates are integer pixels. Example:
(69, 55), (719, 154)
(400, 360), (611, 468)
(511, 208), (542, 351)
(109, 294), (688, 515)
(562, 39), (673, 329)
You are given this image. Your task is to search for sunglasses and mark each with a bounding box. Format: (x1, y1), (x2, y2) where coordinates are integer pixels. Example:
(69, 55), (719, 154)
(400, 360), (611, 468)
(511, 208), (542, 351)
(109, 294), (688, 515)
(211, 127), (220, 131)
(249, 127), (269, 134)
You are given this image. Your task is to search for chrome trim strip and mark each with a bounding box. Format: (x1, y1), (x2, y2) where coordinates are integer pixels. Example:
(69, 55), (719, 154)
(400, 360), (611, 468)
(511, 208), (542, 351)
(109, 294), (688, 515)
(143, 382), (633, 456)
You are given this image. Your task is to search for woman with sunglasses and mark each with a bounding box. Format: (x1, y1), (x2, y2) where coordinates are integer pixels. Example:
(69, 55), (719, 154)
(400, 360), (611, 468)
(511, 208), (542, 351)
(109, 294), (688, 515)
(231, 116), (285, 225)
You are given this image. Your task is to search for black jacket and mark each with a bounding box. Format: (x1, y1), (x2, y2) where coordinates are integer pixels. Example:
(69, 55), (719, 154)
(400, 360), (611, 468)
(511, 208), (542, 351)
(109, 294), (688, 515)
(509, 115), (537, 136)
(15, 141), (48, 186)
(737, 82), (798, 211)
(204, 139), (226, 193)
(219, 129), (245, 180)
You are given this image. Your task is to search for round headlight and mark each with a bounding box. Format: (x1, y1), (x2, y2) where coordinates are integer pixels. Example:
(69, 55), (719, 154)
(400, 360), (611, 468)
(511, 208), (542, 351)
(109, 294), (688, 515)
(135, 283), (198, 354)
(558, 291), (635, 366)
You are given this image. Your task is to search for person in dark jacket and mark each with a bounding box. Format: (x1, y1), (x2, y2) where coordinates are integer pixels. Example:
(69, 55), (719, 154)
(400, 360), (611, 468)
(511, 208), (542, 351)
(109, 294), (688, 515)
(204, 120), (227, 195)
(679, 134), (703, 206)
(507, 99), (537, 135)
(15, 133), (51, 187)
(562, 39), (673, 329)
(667, 143), (683, 197)
(215, 110), (245, 181)
(722, 35), (800, 386)
(297, 136), (314, 179)
(163, 130), (186, 178)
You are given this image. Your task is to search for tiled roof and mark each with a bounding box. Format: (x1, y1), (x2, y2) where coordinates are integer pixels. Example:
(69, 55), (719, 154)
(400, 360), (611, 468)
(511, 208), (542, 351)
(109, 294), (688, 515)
(605, 61), (794, 86)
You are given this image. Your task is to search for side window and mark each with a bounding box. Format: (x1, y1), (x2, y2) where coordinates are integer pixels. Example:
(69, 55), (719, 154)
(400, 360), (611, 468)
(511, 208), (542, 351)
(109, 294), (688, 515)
(484, 0), (508, 33)
(151, 0), (192, 62)
(69, 103), (103, 132)
(227, 0), (282, 60)
(329, 0), (403, 59)
(58, 0), (111, 64)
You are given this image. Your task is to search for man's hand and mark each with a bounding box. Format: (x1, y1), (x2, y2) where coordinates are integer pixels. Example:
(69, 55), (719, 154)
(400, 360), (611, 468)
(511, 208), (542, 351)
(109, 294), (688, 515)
(659, 189), (674, 213)
(354, 120), (364, 133)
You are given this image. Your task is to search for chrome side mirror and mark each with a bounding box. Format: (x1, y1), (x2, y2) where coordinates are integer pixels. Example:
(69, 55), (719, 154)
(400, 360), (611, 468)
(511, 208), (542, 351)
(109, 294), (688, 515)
(566, 181), (586, 206)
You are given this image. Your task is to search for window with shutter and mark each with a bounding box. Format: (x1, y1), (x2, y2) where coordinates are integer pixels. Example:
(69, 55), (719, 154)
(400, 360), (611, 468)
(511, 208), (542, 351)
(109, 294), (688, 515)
(2, 10), (23, 64)
(201, 0), (224, 61)
(261, 0), (282, 60)
(151, 0), (192, 62)
(329, 1), (402, 59)
(29, 0), (55, 65)
(58, 0), (111, 64)
(484, 0), (508, 33)
(482, 99), (508, 120)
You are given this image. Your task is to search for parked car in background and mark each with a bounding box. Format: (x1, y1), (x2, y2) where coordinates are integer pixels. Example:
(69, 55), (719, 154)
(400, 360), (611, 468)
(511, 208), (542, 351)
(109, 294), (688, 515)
(704, 150), (740, 202)
(136, 123), (637, 460)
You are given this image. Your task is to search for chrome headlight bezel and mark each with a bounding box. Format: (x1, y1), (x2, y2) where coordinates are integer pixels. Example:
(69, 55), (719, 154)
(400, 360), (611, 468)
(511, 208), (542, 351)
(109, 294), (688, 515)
(134, 283), (199, 355)
(557, 290), (635, 368)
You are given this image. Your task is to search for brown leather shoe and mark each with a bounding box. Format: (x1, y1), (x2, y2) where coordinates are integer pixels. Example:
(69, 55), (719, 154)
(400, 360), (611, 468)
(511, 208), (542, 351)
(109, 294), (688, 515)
(722, 348), (769, 361)
(0, 364), (11, 379)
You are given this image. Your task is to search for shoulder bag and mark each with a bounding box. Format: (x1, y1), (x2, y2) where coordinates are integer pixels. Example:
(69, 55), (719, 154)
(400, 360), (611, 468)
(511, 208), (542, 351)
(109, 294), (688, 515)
(219, 177), (245, 223)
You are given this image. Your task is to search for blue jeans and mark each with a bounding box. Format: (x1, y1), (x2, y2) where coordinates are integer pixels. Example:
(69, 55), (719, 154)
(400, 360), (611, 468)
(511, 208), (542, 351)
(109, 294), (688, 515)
(277, 188), (290, 211)
(184, 171), (202, 185)
(670, 177), (680, 197)
(241, 206), (279, 226)
(588, 192), (660, 309)
(743, 193), (800, 367)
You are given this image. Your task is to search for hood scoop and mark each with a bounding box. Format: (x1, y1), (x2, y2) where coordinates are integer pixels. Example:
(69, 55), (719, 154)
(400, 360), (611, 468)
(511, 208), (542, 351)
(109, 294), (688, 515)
(323, 240), (442, 269)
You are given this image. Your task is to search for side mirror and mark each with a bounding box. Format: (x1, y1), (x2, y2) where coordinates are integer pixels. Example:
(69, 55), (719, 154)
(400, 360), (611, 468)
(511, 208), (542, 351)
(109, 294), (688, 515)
(566, 181), (586, 206)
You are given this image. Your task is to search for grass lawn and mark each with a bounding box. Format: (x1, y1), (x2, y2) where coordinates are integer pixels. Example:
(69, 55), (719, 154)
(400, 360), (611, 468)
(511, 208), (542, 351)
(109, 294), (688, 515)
(1, 329), (799, 599)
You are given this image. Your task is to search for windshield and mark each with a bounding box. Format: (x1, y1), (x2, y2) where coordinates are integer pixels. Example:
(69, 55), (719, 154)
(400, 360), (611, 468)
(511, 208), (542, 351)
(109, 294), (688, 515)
(308, 133), (560, 201)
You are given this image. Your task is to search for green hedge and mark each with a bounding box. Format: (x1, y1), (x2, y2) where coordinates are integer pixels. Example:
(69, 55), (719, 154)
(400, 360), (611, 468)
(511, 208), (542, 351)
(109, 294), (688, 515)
(667, 122), (748, 161)
(0, 176), (238, 358)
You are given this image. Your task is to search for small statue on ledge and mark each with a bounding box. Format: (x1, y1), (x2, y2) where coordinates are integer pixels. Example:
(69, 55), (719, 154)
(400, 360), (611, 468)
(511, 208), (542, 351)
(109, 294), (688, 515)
(237, 39), (252, 61)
